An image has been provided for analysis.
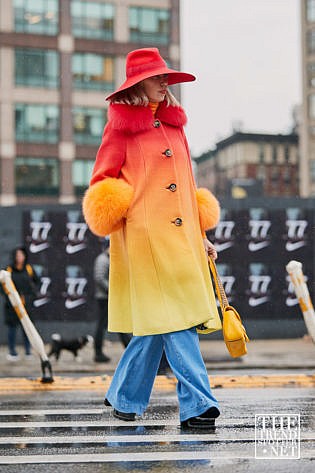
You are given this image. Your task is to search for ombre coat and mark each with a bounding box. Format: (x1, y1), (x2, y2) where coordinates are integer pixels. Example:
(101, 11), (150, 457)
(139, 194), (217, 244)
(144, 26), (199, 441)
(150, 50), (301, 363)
(83, 101), (221, 336)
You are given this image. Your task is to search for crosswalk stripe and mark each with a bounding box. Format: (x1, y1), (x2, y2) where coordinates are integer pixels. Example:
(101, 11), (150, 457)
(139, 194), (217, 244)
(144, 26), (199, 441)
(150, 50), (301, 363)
(2, 451), (315, 465)
(0, 451), (257, 464)
(1, 416), (311, 429)
(1, 400), (312, 465)
(0, 433), (313, 444)
(0, 408), (104, 416)
(0, 419), (180, 428)
(0, 418), (256, 428)
(0, 433), (252, 444)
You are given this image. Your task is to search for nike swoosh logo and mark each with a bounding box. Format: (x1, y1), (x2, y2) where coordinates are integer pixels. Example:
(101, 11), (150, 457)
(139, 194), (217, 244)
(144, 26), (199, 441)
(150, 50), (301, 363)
(286, 297), (298, 307)
(34, 298), (50, 307)
(249, 296), (269, 306)
(66, 243), (86, 254)
(216, 242), (234, 252)
(65, 298), (86, 309)
(29, 243), (49, 253)
(248, 241), (269, 252)
(285, 241), (306, 252)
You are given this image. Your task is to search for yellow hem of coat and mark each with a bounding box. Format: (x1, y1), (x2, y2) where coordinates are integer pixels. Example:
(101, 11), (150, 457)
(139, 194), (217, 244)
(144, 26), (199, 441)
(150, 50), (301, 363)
(108, 312), (222, 336)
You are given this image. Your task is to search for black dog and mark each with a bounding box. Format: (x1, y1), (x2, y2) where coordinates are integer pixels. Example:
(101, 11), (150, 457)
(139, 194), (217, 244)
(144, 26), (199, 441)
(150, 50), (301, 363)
(48, 333), (93, 361)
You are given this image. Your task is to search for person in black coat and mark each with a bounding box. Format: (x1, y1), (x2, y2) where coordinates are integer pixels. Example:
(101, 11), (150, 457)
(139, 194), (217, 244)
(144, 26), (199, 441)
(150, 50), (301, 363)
(2, 246), (39, 361)
(93, 239), (131, 362)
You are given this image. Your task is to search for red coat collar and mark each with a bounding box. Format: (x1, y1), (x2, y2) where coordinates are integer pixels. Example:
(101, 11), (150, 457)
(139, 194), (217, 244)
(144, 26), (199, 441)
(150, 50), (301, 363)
(108, 101), (187, 134)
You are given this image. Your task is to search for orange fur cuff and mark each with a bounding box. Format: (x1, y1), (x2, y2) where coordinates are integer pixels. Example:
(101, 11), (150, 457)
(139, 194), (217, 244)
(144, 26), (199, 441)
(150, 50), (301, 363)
(82, 178), (134, 237)
(196, 188), (220, 232)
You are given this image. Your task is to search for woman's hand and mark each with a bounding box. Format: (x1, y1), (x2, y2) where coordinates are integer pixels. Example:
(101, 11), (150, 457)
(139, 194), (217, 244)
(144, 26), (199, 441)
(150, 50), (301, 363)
(203, 238), (218, 260)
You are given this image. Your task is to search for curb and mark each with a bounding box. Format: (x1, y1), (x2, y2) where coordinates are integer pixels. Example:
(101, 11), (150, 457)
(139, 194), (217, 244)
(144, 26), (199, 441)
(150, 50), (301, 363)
(0, 374), (314, 393)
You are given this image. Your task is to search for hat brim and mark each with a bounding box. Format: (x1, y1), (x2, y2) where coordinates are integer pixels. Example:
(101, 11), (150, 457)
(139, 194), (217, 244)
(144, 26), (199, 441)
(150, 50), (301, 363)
(105, 66), (196, 101)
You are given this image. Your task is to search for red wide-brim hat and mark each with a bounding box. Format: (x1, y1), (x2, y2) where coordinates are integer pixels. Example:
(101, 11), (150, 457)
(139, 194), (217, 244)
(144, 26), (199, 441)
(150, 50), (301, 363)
(106, 47), (196, 101)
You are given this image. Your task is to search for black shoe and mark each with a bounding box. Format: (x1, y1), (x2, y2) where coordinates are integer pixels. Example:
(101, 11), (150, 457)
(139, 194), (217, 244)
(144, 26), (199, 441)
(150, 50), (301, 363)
(200, 406), (220, 419)
(104, 398), (112, 407)
(180, 407), (220, 430)
(94, 353), (111, 363)
(113, 409), (136, 421)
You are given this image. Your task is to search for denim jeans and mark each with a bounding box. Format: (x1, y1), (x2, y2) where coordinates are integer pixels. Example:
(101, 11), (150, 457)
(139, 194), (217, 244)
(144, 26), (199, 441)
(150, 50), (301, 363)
(106, 327), (219, 421)
(8, 325), (31, 356)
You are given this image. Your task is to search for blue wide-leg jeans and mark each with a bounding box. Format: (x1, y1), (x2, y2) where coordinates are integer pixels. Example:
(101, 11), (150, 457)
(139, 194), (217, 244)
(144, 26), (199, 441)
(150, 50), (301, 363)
(105, 327), (219, 422)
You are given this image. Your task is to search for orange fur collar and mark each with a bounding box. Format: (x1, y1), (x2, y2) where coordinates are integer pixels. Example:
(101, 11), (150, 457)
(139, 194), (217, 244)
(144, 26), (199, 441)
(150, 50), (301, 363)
(108, 101), (187, 134)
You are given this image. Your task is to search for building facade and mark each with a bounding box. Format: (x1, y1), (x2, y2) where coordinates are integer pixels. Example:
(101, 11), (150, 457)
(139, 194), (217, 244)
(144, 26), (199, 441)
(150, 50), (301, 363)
(0, 0), (180, 205)
(300, 0), (315, 196)
(196, 132), (299, 198)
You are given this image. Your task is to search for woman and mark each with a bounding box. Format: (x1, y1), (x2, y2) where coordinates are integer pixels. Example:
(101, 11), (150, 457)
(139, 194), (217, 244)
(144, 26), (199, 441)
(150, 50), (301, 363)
(83, 48), (222, 430)
(3, 246), (39, 360)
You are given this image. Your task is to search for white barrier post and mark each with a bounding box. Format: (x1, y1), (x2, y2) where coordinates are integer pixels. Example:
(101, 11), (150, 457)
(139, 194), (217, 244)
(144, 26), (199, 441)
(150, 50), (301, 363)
(286, 260), (315, 344)
(0, 270), (53, 382)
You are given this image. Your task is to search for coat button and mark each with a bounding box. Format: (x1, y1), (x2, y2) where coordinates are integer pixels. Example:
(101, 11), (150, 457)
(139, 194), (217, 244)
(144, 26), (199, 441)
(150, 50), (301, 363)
(168, 183), (177, 192)
(153, 119), (161, 128)
(174, 218), (183, 226)
(163, 149), (173, 157)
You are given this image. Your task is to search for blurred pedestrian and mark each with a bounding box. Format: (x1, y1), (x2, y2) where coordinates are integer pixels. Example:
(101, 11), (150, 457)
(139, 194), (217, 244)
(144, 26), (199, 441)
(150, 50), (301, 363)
(83, 48), (221, 430)
(2, 246), (39, 361)
(93, 238), (131, 362)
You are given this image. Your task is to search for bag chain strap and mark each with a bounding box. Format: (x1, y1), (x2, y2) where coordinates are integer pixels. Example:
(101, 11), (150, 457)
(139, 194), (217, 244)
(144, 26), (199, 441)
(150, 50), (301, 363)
(208, 256), (229, 310)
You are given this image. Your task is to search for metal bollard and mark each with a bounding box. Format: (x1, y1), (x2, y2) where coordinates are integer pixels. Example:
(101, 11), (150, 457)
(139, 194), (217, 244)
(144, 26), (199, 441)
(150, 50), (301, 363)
(0, 270), (54, 383)
(286, 260), (315, 344)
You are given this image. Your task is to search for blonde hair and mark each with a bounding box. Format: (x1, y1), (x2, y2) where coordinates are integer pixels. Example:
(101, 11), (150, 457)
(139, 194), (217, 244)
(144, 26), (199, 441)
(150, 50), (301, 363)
(110, 82), (180, 107)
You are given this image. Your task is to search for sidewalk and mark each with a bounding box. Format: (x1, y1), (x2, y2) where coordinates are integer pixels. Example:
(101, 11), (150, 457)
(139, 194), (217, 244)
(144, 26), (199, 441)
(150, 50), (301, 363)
(0, 336), (314, 379)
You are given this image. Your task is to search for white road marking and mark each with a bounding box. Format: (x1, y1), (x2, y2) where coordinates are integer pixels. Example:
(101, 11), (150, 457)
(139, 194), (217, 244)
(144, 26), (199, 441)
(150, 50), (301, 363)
(0, 419), (180, 428)
(0, 418), (256, 428)
(0, 433), (250, 444)
(0, 452), (257, 464)
(0, 433), (313, 445)
(1, 451), (315, 465)
(0, 408), (104, 416)
(1, 406), (312, 465)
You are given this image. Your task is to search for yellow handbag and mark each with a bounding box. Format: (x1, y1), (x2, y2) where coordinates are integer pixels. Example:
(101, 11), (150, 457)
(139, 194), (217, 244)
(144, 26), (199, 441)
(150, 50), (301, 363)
(208, 257), (249, 358)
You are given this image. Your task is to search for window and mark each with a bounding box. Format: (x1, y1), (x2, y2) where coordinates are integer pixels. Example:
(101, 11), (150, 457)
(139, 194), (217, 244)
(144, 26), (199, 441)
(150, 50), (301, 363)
(71, 1), (114, 40)
(308, 63), (315, 87)
(129, 7), (170, 44)
(16, 157), (59, 195)
(311, 160), (315, 182)
(15, 48), (59, 88)
(258, 143), (265, 163)
(73, 159), (94, 194)
(309, 94), (315, 119)
(307, 0), (315, 22)
(15, 104), (59, 143)
(73, 107), (106, 145)
(256, 165), (265, 181)
(270, 166), (279, 182)
(307, 30), (315, 53)
(14, 0), (58, 35)
(72, 53), (114, 91)
(272, 145), (277, 162)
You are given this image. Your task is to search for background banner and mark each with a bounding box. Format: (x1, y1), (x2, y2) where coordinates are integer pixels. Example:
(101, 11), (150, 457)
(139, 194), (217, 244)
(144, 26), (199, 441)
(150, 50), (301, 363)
(23, 209), (101, 321)
(21, 205), (314, 323)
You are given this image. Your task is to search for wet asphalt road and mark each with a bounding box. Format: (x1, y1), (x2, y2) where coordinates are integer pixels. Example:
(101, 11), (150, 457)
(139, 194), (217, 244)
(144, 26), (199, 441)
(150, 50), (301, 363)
(0, 386), (314, 472)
